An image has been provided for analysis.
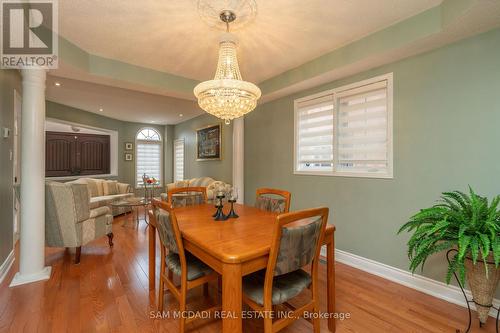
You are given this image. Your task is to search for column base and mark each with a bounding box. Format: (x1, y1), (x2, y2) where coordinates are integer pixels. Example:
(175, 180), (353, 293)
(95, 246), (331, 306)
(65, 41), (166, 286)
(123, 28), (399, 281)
(9, 266), (52, 287)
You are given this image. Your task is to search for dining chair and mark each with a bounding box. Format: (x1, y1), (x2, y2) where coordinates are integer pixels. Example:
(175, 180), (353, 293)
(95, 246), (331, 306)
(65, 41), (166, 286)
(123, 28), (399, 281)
(167, 186), (208, 207)
(255, 188), (291, 213)
(167, 186), (214, 295)
(150, 199), (219, 332)
(242, 207), (329, 333)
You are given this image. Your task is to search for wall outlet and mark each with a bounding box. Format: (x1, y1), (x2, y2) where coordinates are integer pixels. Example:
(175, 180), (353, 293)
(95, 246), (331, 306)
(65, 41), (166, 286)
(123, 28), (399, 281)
(3, 127), (11, 138)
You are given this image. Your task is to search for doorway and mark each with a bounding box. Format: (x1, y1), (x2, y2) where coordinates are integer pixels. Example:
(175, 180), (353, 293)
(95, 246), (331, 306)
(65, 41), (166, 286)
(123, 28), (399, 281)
(13, 89), (21, 243)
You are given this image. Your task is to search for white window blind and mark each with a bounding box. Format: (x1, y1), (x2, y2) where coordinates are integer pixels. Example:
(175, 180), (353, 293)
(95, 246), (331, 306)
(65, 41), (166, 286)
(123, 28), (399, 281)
(136, 128), (162, 186)
(336, 80), (390, 175)
(294, 73), (393, 178)
(173, 139), (184, 182)
(295, 94), (334, 172)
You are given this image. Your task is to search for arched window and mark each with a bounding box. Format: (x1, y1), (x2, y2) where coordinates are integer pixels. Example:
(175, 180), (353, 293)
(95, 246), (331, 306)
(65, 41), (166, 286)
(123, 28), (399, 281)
(136, 128), (162, 186)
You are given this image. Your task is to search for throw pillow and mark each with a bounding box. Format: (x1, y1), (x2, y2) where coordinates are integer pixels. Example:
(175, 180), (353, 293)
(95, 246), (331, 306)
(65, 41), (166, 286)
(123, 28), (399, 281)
(86, 180), (99, 197)
(103, 180), (118, 195)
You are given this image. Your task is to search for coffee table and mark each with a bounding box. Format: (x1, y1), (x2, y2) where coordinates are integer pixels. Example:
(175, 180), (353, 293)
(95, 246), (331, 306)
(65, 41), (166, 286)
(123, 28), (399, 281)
(111, 197), (149, 227)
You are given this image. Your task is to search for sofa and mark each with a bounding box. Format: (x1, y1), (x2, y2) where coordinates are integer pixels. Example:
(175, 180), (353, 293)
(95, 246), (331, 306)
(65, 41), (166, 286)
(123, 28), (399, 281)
(45, 181), (114, 263)
(161, 177), (232, 202)
(68, 178), (133, 216)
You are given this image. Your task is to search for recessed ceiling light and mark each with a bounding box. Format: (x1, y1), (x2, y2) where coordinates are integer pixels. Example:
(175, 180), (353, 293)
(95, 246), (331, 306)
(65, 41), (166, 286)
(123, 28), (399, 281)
(179, 114), (184, 117)
(150, 120), (155, 123)
(99, 108), (103, 112)
(54, 82), (61, 87)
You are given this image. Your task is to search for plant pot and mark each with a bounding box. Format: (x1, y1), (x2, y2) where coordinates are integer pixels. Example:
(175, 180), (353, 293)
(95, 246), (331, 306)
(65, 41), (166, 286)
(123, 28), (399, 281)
(464, 254), (500, 324)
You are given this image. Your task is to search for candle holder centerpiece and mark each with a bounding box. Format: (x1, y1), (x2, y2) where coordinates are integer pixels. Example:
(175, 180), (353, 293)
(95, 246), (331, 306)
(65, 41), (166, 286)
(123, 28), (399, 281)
(213, 185), (228, 221)
(227, 187), (239, 218)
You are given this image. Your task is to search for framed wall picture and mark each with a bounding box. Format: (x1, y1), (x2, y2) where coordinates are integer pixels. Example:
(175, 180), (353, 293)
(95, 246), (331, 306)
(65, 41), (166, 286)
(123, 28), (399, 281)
(125, 142), (133, 150)
(124, 153), (133, 161)
(196, 123), (221, 161)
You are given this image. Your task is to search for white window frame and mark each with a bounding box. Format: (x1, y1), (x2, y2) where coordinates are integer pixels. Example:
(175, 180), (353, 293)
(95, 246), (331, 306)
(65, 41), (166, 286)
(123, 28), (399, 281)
(294, 73), (393, 179)
(173, 138), (185, 182)
(135, 127), (163, 187)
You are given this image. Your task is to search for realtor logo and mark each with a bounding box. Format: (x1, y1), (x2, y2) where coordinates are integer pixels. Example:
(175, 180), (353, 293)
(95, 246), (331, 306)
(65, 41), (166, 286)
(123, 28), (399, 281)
(1, 0), (58, 69)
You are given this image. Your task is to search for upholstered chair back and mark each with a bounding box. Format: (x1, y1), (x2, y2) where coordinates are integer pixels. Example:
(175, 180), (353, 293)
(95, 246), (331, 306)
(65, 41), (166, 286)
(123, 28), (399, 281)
(255, 188), (291, 214)
(255, 196), (287, 214)
(167, 187), (207, 208)
(154, 208), (179, 253)
(171, 195), (204, 208)
(274, 217), (323, 276)
(45, 181), (90, 247)
(45, 181), (113, 251)
(266, 208), (328, 279)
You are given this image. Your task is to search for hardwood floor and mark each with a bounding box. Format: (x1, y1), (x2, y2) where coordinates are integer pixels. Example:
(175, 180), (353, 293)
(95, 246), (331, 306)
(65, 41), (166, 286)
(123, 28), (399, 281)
(0, 210), (497, 333)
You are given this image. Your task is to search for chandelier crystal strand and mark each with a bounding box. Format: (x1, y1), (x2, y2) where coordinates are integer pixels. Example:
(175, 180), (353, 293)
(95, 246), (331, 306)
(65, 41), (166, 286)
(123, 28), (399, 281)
(194, 13), (261, 124)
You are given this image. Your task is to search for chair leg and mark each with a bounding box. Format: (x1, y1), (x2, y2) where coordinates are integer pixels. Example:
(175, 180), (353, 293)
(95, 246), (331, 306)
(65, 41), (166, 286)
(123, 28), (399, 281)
(312, 300), (321, 333)
(107, 233), (114, 247)
(311, 274), (321, 333)
(158, 277), (165, 312)
(159, 248), (166, 312)
(75, 246), (81, 264)
(179, 295), (186, 333)
(263, 317), (273, 333)
(179, 279), (188, 333)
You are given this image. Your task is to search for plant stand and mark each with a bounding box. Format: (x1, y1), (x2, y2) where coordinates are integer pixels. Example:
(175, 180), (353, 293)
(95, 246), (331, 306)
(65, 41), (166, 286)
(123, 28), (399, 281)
(446, 249), (500, 333)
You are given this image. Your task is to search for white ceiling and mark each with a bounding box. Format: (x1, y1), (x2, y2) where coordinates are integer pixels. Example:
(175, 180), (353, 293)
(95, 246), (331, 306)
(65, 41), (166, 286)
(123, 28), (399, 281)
(46, 76), (200, 125)
(58, 0), (442, 83)
(48, 0), (500, 124)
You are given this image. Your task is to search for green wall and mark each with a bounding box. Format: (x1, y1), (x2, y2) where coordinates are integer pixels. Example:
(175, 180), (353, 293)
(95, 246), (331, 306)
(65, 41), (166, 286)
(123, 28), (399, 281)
(245, 28), (500, 286)
(173, 113), (233, 184)
(46, 101), (169, 187)
(0, 69), (21, 265)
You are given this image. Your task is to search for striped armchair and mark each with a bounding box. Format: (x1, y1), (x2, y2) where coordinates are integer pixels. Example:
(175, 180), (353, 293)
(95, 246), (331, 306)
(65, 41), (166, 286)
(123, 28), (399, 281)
(45, 181), (114, 264)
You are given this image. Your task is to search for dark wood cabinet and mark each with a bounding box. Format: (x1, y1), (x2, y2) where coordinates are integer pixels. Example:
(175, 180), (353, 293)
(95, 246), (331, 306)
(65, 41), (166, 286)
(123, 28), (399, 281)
(46, 131), (110, 177)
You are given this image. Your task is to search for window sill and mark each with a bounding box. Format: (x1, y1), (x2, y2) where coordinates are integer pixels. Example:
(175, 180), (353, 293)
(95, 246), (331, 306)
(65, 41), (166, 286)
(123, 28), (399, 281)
(45, 174), (118, 181)
(293, 171), (394, 179)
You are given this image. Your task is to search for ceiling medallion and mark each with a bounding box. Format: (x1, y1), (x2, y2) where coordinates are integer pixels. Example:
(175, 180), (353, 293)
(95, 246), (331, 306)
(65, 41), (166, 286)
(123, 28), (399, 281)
(194, 3), (261, 124)
(196, 0), (257, 31)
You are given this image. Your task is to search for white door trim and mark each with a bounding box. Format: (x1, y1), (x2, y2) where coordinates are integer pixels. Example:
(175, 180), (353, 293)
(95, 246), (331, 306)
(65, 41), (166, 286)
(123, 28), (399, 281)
(13, 89), (22, 244)
(232, 117), (244, 203)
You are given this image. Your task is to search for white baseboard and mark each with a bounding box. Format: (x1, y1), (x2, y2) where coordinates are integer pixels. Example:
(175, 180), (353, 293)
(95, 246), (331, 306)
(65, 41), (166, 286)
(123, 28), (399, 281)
(9, 266), (52, 287)
(0, 251), (15, 285)
(322, 247), (500, 317)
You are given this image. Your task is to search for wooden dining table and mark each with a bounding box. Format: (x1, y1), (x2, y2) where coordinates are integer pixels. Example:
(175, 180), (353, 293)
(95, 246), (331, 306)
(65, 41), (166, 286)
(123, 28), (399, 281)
(148, 203), (336, 333)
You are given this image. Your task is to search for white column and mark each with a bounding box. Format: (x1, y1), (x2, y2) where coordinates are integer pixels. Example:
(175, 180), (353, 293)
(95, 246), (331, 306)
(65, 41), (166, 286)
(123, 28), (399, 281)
(10, 69), (51, 287)
(232, 117), (244, 203)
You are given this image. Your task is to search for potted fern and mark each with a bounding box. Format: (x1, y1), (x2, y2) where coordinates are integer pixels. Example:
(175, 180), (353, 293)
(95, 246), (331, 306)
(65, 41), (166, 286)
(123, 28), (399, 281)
(398, 188), (500, 324)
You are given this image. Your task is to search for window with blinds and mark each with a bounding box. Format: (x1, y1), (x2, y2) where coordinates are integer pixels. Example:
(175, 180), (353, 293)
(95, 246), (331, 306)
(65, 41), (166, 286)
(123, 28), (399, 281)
(136, 128), (162, 186)
(294, 73), (393, 178)
(173, 139), (184, 182)
(295, 94), (334, 172)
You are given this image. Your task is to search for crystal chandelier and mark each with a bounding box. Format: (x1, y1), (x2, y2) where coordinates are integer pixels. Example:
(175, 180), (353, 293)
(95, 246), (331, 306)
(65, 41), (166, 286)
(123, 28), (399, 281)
(194, 10), (261, 125)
